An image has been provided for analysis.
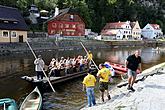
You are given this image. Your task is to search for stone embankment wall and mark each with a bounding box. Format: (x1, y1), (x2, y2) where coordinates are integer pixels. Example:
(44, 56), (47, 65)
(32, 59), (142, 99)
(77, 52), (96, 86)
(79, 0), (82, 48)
(105, 40), (164, 47)
(0, 38), (165, 56)
(0, 38), (109, 56)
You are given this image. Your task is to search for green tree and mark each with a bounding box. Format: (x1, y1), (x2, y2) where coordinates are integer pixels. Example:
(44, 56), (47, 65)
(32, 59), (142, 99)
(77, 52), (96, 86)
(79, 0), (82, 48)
(0, 0), (17, 7)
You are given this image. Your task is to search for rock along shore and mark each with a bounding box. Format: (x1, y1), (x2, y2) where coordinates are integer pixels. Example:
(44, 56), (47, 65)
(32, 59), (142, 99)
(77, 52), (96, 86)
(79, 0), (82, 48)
(81, 62), (165, 110)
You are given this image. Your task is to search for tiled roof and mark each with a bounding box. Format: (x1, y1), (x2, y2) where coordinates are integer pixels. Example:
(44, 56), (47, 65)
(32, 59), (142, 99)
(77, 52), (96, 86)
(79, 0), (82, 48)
(150, 24), (160, 30)
(101, 30), (118, 36)
(103, 22), (126, 29)
(0, 5), (28, 31)
(47, 8), (78, 22)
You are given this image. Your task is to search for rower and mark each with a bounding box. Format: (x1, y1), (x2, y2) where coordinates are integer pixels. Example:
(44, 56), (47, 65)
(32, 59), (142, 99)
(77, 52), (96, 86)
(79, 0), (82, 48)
(65, 57), (70, 75)
(87, 50), (93, 67)
(49, 58), (56, 70)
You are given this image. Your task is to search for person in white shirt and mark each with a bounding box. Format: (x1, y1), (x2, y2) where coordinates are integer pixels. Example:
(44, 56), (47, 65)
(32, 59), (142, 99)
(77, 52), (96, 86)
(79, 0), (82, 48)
(49, 58), (56, 69)
(34, 55), (45, 80)
(65, 57), (70, 75)
(79, 56), (85, 71)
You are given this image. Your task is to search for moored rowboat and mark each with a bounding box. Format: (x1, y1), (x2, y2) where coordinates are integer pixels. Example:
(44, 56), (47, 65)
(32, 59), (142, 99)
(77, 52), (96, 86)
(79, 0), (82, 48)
(109, 63), (140, 75)
(0, 98), (18, 110)
(19, 87), (42, 110)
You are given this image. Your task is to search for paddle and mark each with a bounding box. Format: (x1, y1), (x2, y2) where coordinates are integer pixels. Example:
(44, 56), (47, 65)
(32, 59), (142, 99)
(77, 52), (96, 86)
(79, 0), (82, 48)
(3, 102), (6, 110)
(26, 40), (56, 93)
(80, 42), (99, 70)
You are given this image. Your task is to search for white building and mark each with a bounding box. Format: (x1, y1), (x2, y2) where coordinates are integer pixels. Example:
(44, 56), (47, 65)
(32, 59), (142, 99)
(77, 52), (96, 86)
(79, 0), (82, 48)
(101, 21), (132, 40)
(142, 23), (163, 39)
(130, 21), (142, 40)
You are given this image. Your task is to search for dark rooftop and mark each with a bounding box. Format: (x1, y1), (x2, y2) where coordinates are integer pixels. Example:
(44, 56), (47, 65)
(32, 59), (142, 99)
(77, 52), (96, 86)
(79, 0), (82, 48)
(0, 5), (28, 31)
(47, 7), (79, 22)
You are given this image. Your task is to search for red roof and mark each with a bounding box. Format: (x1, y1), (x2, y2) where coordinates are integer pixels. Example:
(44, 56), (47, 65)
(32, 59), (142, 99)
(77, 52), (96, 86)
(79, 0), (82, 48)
(103, 22), (126, 30)
(150, 24), (160, 30)
(102, 30), (114, 35)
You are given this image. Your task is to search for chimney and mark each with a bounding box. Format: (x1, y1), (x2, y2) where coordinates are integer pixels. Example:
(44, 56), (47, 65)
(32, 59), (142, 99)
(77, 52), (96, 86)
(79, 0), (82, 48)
(54, 7), (59, 17)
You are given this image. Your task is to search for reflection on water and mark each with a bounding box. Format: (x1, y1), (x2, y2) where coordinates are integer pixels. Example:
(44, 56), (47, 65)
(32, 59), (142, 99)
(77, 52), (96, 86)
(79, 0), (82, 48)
(43, 78), (88, 110)
(0, 47), (165, 109)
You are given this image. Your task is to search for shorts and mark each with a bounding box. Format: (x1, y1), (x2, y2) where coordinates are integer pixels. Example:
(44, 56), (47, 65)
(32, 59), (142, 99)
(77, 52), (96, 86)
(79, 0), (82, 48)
(99, 82), (109, 92)
(127, 69), (137, 77)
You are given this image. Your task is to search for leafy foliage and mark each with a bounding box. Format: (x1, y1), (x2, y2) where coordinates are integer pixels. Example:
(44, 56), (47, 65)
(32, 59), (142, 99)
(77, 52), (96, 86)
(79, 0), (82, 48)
(1, 0), (165, 33)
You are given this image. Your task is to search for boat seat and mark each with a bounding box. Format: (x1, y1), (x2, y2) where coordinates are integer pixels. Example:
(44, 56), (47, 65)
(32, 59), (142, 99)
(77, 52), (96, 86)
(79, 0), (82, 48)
(22, 99), (39, 110)
(28, 99), (39, 104)
(23, 105), (38, 110)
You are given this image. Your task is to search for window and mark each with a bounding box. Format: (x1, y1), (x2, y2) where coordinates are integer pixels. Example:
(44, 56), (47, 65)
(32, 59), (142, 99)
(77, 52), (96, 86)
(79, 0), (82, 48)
(3, 31), (9, 37)
(11, 31), (17, 37)
(72, 24), (76, 28)
(13, 21), (18, 24)
(70, 15), (74, 20)
(4, 21), (9, 23)
(65, 24), (69, 28)
(67, 31), (70, 35)
(60, 23), (63, 28)
(50, 30), (56, 34)
(71, 32), (74, 35)
(126, 26), (129, 28)
(52, 23), (57, 28)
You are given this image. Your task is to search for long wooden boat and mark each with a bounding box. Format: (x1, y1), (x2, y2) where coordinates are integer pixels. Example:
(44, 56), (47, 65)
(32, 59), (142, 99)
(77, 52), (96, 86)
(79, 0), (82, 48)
(19, 87), (42, 110)
(21, 67), (97, 85)
(0, 98), (18, 110)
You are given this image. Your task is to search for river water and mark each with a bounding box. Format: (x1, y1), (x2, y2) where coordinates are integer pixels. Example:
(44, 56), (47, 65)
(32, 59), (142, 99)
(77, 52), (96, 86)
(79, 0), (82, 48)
(0, 47), (165, 109)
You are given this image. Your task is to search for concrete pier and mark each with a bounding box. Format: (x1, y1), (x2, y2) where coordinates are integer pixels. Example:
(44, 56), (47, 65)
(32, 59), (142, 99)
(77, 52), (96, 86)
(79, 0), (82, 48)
(81, 62), (165, 110)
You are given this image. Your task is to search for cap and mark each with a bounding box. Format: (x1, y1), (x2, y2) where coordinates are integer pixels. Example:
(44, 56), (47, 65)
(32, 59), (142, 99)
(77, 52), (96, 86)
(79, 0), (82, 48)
(100, 63), (105, 67)
(38, 55), (42, 58)
(52, 58), (55, 61)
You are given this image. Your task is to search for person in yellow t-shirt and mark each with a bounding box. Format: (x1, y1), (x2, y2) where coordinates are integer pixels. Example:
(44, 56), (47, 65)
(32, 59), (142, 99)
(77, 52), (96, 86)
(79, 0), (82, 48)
(97, 63), (111, 102)
(87, 50), (93, 67)
(82, 69), (96, 107)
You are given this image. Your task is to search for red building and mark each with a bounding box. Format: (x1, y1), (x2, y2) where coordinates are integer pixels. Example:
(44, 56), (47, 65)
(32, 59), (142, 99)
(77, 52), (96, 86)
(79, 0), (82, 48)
(47, 8), (85, 37)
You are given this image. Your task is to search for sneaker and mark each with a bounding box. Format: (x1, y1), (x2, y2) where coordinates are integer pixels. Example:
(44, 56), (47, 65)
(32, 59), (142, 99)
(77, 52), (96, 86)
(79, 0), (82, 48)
(108, 95), (111, 100)
(127, 85), (131, 90)
(102, 98), (104, 102)
(93, 103), (96, 106)
(88, 105), (91, 107)
(130, 87), (135, 92)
